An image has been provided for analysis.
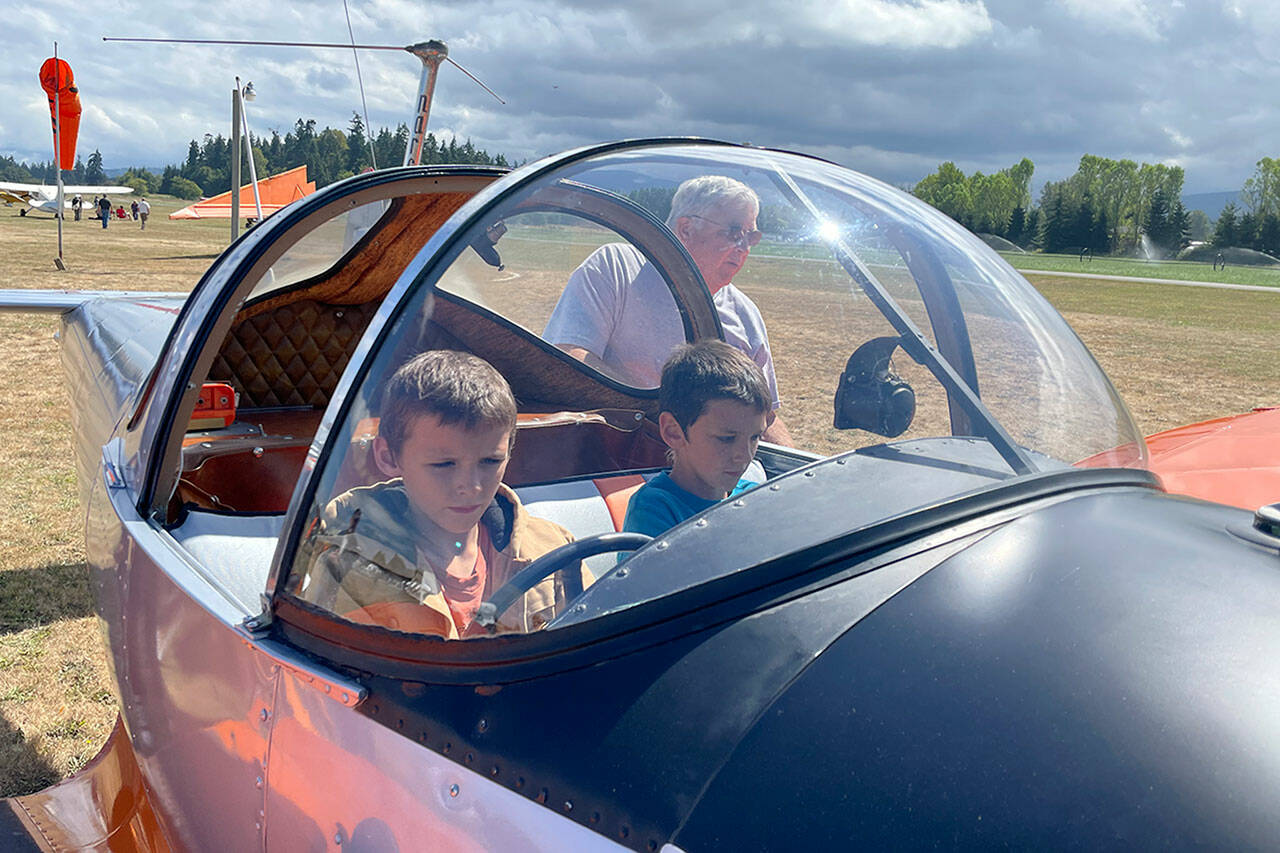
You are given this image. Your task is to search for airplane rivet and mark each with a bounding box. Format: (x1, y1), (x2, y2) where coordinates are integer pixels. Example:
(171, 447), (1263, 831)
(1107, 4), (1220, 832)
(260, 709), (269, 721)
(695, 518), (708, 527)
(342, 693), (350, 703)
(490, 765), (500, 777)
(770, 484), (782, 491)
(477, 718), (488, 732)
(655, 541), (668, 551)
(619, 826), (630, 839)
(449, 784), (460, 798)
(255, 776), (263, 788)
(615, 568), (629, 578)
(805, 471), (816, 477)
(836, 458), (847, 465)
(253, 447), (264, 458)
(733, 499), (745, 507)
(515, 776), (525, 789)
(465, 752), (474, 764)
(334, 832), (343, 845)
(536, 788), (548, 804)
(648, 841), (659, 851)
(590, 812), (601, 824)
(255, 822), (261, 831)
(573, 604), (587, 613)
(563, 800), (573, 812)
(396, 719), (404, 729)
(443, 742), (452, 754)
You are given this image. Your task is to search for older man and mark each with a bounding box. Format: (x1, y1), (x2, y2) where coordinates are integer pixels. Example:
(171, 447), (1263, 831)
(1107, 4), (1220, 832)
(544, 175), (792, 445)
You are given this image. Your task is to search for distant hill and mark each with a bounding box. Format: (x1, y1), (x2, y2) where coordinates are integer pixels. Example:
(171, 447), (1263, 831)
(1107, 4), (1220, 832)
(1183, 190), (1240, 220)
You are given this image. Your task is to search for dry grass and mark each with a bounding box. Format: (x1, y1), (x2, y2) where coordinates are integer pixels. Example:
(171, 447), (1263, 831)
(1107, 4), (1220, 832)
(1, 202), (1278, 797)
(0, 199), (217, 796)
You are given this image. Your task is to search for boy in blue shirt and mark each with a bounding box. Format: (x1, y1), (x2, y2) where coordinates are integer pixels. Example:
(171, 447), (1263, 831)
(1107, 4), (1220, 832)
(622, 340), (771, 538)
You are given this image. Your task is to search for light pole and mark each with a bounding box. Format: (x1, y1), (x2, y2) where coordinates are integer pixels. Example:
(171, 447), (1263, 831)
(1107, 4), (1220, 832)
(230, 77), (262, 242)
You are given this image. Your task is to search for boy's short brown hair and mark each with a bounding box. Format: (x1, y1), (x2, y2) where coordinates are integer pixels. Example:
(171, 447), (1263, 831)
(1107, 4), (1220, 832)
(659, 340), (771, 431)
(378, 350), (517, 455)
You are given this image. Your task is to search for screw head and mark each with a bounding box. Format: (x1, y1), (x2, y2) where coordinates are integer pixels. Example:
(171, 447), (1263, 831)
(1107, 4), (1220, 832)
(449, 784), (460, 798)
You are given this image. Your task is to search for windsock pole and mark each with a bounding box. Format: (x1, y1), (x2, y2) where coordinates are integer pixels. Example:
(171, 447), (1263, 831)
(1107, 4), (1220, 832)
(53, 42), (65, 270)
(403, 41), (448, 166)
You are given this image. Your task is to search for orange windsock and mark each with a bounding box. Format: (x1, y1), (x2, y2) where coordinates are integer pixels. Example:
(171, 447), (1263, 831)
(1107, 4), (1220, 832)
(39, 58), (82, 171)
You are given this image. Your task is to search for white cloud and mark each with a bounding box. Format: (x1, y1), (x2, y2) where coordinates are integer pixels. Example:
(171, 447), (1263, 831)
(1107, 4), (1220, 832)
(799, 0), (995, 48)
(1059, 0), (1166, 40)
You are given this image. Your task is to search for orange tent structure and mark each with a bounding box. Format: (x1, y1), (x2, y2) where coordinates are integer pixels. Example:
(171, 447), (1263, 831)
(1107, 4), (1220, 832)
(169, 166), (316, 220)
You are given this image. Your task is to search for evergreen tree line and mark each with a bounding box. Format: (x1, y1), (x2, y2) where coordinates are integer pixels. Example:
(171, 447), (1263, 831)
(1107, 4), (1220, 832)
(915, 154), (1280, 258)
(4, 113), (512, 200)
(1212, 203), (1280, 257)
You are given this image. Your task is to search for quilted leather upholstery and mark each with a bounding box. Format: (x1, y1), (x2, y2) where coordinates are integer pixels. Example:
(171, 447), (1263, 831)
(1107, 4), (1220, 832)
(210, 299), (378, 408)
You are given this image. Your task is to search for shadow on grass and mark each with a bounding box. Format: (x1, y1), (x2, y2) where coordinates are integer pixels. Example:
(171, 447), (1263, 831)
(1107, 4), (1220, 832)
(0, 710), (61, 798)
(0, 563), (94, 635)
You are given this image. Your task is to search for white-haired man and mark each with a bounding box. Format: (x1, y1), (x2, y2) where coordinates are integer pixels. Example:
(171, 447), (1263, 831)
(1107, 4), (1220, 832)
(544, 175), (792, 445)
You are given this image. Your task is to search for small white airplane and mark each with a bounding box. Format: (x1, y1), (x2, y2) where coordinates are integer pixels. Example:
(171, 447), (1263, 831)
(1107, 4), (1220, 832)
(0, 181), (134, 216)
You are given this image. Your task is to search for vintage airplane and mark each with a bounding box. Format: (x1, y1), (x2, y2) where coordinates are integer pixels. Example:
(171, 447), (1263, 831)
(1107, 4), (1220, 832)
(0, 181), (134, 216)
(2, 138), (1280, 850)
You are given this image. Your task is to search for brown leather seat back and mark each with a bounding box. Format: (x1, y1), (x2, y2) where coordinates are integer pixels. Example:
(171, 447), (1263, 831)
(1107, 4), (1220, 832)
(210, 299), (379, 408)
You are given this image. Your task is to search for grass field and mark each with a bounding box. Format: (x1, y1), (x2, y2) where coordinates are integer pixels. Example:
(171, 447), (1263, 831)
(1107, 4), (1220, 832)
(0, 200), (1278, 798)
(1001, 251), (1280, 287)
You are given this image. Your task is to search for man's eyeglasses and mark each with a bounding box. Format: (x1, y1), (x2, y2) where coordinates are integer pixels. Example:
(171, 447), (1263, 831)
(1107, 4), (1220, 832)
(687, 214), (763, 249)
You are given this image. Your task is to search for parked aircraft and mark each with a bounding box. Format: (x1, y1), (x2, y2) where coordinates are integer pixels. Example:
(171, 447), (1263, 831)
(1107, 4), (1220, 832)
(1, 138), (1278, 850)
(0, 181), (133, 216)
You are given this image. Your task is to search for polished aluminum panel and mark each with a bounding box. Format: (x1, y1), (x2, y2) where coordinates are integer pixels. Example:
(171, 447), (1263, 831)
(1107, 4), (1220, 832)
(89, 468), (275, 849)
(265, 666), (630, 851)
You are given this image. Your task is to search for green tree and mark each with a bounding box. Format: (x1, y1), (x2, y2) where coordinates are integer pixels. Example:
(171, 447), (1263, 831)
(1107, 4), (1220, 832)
(1241, 156), (1280, 219)
(346, 112), (373, 173)
(1213, 203), (1239, 247)
(1168, 200), (1190, 251)
(913, 161), (973, 227)
(1237, 210), (1259, 250)
(84, 150), (106, 184)
(167, 176), (203, 199)
(1186, 209), (1211, 243)
(1256, 214), (1280, 257)
(1144, 186), (1172, 252)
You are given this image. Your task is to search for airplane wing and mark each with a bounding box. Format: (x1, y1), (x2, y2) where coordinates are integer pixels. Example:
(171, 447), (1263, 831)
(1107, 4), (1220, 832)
(0, 182), (134, 211)
(62, 185), (134, 195)
(0, 182), (134, 198)
(0, 183), (42, 204)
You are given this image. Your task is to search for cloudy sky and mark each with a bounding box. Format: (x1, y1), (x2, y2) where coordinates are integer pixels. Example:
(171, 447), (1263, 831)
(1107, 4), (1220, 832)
(4, 0), (1278, 194)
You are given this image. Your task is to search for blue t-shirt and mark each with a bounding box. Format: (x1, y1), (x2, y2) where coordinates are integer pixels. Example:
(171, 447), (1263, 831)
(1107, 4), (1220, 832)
(621, 472), (758, 540)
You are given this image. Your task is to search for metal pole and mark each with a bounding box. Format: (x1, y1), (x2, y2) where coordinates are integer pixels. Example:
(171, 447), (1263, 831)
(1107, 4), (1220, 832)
(231, 87), (241, 242)
(236, 77), (263, 221)
(402, 40), (448, 166)
(53, 42), (65, 270)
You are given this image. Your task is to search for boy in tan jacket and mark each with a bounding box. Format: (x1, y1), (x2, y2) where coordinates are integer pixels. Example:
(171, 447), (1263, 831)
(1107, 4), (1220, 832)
(304, 350), (586, 638)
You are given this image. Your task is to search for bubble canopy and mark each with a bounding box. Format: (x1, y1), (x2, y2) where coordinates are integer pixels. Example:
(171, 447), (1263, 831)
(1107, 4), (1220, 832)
(284, 140), (1148, 639)
(409, 141), (1145, 471)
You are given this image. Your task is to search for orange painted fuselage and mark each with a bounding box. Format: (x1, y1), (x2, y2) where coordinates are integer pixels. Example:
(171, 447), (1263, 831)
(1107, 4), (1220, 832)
(1145, 407), (1280, 510)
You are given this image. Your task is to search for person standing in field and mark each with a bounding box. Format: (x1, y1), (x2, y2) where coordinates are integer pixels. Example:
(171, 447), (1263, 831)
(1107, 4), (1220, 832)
(71, 195), (82, 221)
(97, 195), (111, 229)
(138, 198), (150, 230)
(130, 200), (139, 220)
